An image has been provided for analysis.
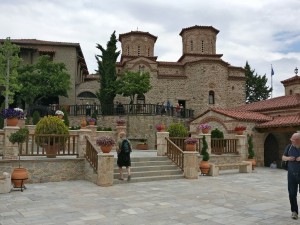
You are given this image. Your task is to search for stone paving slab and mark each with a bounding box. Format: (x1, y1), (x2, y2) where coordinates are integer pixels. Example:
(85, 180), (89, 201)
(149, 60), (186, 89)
(0, 168), (298, 225)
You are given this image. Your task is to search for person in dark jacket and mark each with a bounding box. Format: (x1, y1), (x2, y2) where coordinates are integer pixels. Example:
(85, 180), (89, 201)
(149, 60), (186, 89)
(282, 133), (300, 220)
(116, 132), (132, 181)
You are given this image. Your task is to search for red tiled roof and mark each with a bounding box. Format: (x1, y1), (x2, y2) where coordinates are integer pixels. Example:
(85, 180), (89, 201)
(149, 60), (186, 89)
(231, 94), (300, 112)
(211, 108), (272, 122)
(281, 75), (300, 85)
(255, 114), (300, 128)
(0, 39), (80, 47)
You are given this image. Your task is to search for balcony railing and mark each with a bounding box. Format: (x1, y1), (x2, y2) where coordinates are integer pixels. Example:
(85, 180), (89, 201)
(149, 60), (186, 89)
(27, 104), (194, 118)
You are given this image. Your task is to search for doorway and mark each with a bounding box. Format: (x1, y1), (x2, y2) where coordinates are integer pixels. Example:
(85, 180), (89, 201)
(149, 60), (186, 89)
(264, 134), (279, 167)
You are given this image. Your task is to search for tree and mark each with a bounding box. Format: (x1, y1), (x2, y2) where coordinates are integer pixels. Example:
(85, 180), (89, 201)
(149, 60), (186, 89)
(116, 71), (152, 103)
(245, 61), (272, 103)
(95, 31), (120, 115)
(18, 55), (71, 107)
(0, 37), (22, 108)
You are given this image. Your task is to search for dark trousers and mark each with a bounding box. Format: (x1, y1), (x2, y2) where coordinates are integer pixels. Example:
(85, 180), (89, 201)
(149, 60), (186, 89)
(288, 171), (300, 213)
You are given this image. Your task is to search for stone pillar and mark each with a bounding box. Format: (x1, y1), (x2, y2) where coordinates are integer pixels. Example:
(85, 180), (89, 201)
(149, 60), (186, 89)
(183, 151), (199, 179)
(156, 132), (169, 156)
(236, 134), (247, 160)
(3, 126), (20, 159)
(97, 153), (114, 187)
(77, 128), (92, 158)
(197, 134), (211, 154)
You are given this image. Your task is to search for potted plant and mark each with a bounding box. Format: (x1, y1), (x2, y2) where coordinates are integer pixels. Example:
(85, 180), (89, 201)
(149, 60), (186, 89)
(88, 118), (96, 126)
(9, 128), (29, 188)
(200, 135), (210, 175)
(136, 138), (148, 150)
(247, 134), (256, 170)
(167, 123), (188, 137)
(35, 116), (69, 158)
(116, 118), (126, 126)
(197, 123), (211, 134)
(155, 123), (166, 132)
(234, 125), (246, 135)
(0, 108), (24, 126)
(96, 136), (116, 153)
(184, 137), (198, 151)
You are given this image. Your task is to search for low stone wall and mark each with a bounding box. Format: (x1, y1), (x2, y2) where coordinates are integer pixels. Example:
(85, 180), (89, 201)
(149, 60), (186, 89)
(0, 158), (85, 183)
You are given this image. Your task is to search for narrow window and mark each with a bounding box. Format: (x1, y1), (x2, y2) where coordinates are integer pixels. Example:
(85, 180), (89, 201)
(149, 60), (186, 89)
(201, 40), (204, 53)
(127, 46), (129, 55)
(190, 40), (193, 51)
(147, 47), (150, 56)
(290, 90), (293, 95)
(209, 91), (215, 104)
(138, 46), (141, 56)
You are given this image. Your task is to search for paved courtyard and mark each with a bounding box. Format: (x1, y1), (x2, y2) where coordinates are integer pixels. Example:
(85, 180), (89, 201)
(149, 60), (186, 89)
(0, 167), (298, 225)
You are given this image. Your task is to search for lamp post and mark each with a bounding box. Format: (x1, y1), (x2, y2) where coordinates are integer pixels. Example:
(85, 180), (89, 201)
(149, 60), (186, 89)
(295, 67), (298, 75)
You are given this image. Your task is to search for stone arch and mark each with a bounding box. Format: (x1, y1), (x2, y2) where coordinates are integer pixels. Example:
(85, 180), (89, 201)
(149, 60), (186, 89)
(264, 133), (279, 167)
(199, 116), (229, 132)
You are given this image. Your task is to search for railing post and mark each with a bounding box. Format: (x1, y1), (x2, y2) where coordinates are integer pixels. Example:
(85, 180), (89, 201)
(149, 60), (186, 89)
(77, 128), (92, 158)
(156, 131), (169, 156)
(3, 126), (20, 159)
(97, 152), (114, 187)
(236, 134), (247, 160)
(183, 151), (199, 179)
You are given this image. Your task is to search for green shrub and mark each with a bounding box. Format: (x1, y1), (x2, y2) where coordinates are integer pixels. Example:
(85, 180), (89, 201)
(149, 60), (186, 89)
(167, 123), (189, 137)
(0, 102), (4, 129)
(248, 135), (255, 159)
(35, 116), (69, 146)
(201, 136), (210, 161)
(91, 111), (97, 125)
(211, 128), (224, 139)
(32, 111), (40, 125)
(25, 116), (30, 125)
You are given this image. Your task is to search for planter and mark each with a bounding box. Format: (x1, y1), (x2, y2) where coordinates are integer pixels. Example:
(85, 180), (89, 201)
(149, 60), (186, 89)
(11, 168), (28, 188)
(45, 144), (59, 158)
(100, 145), (113, 153)
(89, 121), (95, 126)
(236, 130), (244, 135)
(247, 158), (256, 170)
(7, 117), (19, 126)
(200, 160), (210, 175)
(136, 143), (148, 150)
(185, 143), (196, 151)
(202, 128), (209, 134)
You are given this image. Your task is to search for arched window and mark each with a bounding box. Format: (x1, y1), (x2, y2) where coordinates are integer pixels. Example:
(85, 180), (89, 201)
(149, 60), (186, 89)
(290, 89), (293, 95)
(209, 91), (215, 104)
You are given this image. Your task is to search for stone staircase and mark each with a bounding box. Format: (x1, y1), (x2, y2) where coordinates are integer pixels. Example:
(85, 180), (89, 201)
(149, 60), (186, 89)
(113, 156), (184, 184)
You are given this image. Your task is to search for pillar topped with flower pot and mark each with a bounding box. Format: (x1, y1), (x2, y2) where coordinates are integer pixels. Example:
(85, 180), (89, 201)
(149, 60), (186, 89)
(0, 108), (24, 126)
(96, 136), (116, 153)
(234, 126), (246, 135)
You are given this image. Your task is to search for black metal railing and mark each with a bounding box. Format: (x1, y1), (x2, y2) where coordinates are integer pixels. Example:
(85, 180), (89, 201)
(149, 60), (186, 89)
(27, 104), (194, 118)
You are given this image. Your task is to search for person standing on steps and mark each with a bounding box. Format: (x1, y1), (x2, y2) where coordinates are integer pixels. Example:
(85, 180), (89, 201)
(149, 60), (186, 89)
(116, 132), (132, 181)
(282, 132), (300, 220)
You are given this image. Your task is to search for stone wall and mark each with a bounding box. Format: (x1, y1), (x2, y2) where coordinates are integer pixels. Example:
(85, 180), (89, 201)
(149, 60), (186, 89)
(0, 158), (85, 183)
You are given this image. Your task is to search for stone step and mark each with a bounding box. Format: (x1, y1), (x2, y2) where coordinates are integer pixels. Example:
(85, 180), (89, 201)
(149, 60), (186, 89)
(114, 174), (184, 184)
(115, 156), (169, 162)
(114, 169), (182, 179)
(115, 160), (174, 167)
(113, 164), (179, 173)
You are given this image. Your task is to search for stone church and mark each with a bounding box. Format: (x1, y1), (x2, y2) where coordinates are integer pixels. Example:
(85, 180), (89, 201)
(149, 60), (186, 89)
(1, 25), (246, 116)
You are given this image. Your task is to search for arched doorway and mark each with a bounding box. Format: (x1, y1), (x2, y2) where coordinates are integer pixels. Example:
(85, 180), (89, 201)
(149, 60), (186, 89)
(264, 134), (279, 167)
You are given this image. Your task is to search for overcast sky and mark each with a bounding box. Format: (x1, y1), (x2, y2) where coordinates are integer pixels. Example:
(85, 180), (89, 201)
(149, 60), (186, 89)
(1, 0), (300, 98)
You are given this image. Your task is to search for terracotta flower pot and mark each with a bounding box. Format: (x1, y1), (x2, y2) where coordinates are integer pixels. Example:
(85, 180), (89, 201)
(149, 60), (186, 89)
(100, 145), (112, 153)
(202, 128), (209, 134)
(11, 168), (28, 188)
(200, 160), (210, 175)
(185, 143), (196, 151)
(7, 117), (19, 126)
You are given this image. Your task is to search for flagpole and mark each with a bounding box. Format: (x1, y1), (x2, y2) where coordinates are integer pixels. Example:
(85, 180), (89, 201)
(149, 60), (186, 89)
(271, 64), (273, 98)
